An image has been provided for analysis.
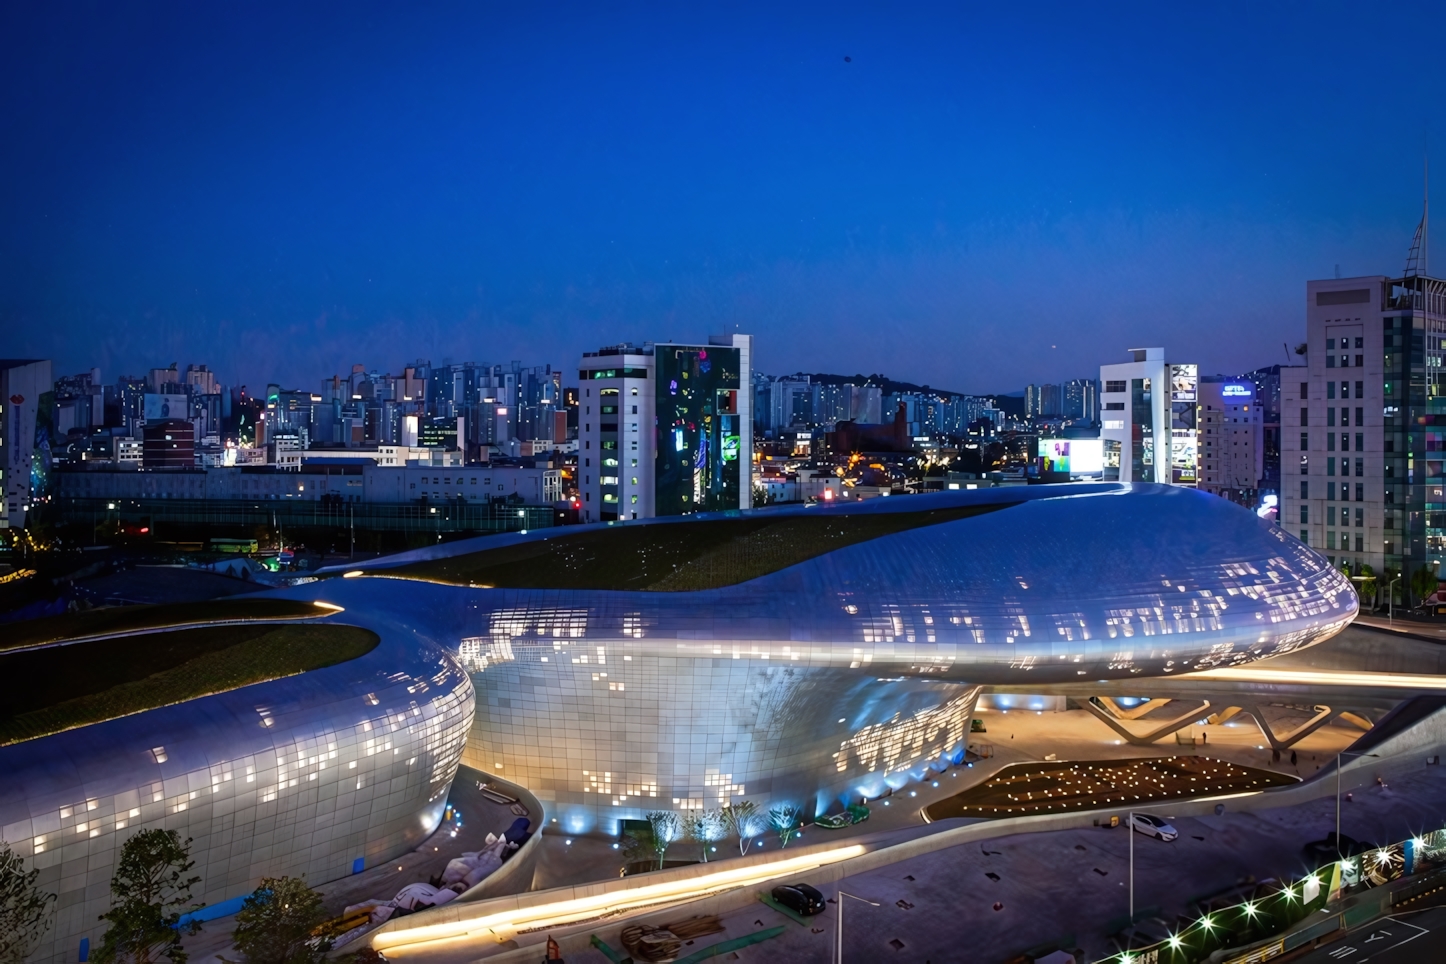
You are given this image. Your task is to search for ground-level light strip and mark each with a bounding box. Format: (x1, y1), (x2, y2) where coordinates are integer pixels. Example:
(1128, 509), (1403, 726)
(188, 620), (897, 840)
(372, 844), (866, 955)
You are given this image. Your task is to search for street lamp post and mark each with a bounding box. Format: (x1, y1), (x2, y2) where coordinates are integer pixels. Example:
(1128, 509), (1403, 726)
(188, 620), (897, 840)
(1389, 576), (1401, 625)
(1336, 750), (1380, 860)
(836, 890), (880, 964)
(1129, 810), (1135, 922)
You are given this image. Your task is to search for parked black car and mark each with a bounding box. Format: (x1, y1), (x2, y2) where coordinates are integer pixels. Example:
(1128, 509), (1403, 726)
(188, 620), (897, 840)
(772, 883), (826, 916)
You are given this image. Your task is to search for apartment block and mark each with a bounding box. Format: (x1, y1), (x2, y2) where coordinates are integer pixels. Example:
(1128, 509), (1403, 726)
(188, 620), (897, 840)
(1281, 267), (1446, 592)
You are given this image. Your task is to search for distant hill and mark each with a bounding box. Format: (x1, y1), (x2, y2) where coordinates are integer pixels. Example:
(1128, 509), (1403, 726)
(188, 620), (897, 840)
(785, 373), (979, 398)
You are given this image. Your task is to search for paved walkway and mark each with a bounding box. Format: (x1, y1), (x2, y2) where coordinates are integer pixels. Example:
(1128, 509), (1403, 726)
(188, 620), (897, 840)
(687, 764), (1446, 964)
(524, 705), (1361, 895)
(1353, 612), (1446, 641)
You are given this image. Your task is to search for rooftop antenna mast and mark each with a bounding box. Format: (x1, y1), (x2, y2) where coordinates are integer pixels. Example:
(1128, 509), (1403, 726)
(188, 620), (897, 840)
(1405, 155), (1429, 278)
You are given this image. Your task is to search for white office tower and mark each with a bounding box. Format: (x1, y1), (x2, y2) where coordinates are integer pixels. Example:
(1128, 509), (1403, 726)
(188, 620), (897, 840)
(578, 334), (752, 523)
(0, 359), (52, 528)
(1099, 348), (1198, 485)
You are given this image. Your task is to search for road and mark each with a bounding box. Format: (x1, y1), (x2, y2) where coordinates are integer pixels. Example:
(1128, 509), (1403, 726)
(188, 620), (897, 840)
(666, 765), (1446, 963)
(1294, 906), (1446, 962)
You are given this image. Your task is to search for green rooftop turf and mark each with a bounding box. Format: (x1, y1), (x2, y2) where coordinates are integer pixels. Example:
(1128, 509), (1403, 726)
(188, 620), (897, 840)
(374, 502), (1015, 591)
(0, 623), (379, 746)
(0, 597), (339, 654)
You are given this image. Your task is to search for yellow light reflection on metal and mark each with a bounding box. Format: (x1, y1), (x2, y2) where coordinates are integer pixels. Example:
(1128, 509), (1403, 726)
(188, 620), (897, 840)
(1184, 667), (1446, 690)
(373, 844), (866, 953)
(343, 570), (365, 578)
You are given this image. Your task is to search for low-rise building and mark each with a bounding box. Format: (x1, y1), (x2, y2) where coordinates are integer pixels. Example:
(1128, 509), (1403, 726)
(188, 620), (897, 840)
(54, 463), (561, 506)
(141, 419), (194, 469)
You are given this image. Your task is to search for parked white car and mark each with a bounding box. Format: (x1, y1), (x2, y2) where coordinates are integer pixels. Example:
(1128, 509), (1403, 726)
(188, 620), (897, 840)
(1130, 813), (1178, 841)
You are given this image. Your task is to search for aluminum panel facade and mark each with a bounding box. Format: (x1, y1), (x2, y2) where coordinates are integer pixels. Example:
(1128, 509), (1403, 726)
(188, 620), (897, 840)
(0, 629), (473, 964)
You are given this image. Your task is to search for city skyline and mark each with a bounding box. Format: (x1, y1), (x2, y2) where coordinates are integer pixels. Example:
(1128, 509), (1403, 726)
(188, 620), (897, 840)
(11, 8), (1446, 958)
(4, 3), (1445, 391)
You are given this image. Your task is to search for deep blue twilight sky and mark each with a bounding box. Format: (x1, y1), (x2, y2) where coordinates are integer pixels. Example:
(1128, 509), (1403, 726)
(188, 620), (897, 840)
(3, 2), (1444, 394)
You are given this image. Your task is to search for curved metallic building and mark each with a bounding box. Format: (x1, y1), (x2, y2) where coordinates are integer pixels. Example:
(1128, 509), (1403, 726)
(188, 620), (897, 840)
(2, 483), (1352, 961)
(328, 482), (1355, 835)
(0, 620), (473, 964)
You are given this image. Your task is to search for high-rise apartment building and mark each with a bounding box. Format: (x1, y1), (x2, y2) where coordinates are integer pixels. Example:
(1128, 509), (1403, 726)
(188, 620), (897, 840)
(1099, 348), (1198, 484)
(0, 359), (53, 528)
(1063, 377), (1099, 423)
(1039, 383), (1062, 418)
(1198, 376), (1262, 506)
(578, 335), (752, 522)
(1281, 250), (1446, 591)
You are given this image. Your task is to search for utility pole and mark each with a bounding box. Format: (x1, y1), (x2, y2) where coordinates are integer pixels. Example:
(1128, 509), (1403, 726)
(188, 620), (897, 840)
(1336, 750), (1379, 859)
(836, 890), (879, 964)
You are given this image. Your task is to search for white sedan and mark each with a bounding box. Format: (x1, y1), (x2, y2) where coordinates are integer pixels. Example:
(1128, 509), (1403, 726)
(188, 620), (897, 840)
(1130, 813), (1178, 841)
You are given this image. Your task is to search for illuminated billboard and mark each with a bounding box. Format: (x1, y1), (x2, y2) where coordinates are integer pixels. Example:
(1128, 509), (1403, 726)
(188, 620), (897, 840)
(1170, 364), (1197, 402)
(1171, 432), (1198, 484)
(1037, 438), (1104, 477)
(143, 393), (187, 422)
(1222, 383), (1253, 399)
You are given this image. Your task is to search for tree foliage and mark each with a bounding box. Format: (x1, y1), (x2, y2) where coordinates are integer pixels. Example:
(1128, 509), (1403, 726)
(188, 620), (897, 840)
(721, 801), (762, 857)
(645, 811), (680, 870)
(619, 823), (655, 871)
(1411, 564), (1439, 605)
(0, 841), (56, 964)
(683, 810), (725, 862)
(94, 829), (202, 964)
(224, 877), (331, 964)
(768, 805), (803, 848)
(1357, 563), (1376, 604)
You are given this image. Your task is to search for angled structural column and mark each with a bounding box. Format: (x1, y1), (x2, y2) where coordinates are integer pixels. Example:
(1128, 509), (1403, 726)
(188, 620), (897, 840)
(1242, 703), (1336, 751)
(1096, 697), (1175, 721)
(1084, 696), (1211, 746)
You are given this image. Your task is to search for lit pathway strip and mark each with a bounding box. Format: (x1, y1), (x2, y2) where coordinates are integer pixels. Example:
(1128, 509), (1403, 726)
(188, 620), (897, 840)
(372, 844), (866, 955)
(1184, 667), (1446, 689)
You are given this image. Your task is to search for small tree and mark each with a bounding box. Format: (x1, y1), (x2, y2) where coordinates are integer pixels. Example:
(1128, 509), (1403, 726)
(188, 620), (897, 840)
(1411, 564), (1439, 606)
(0, 841), (56, 964)
(645, 811), (680, 870)
(1358, 563), (1377, 606)
(684, 810), (725, 862)
(721, 801), (762, 857)
(95, 829), (202, 964)
(225, 877), (331, 964)
(619, 823), (655, 872)
(768, 805), (802, 849)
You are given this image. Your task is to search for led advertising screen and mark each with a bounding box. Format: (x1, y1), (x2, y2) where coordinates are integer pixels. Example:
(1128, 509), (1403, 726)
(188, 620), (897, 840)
(1171, 431), (1198, 484)
(1037, 438), (1103, 477)
(1037, 439), (1071, 475)
(143, 393), (187, 422)
(1170, 364), (1197, 402)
